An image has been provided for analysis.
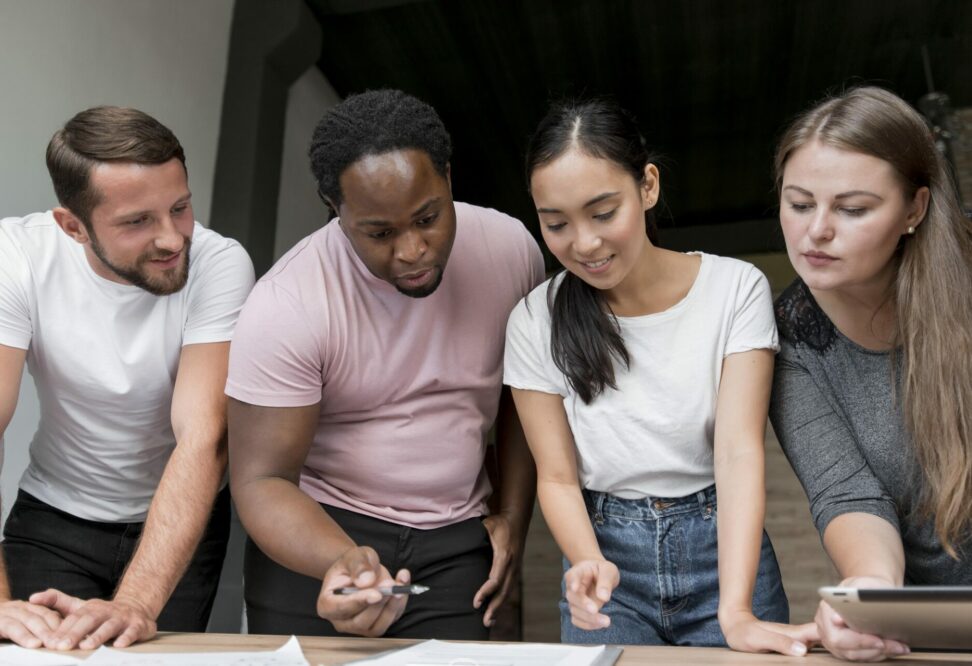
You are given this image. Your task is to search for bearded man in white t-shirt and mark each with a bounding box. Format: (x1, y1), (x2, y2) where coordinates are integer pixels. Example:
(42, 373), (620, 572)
(0, 107), (254, 651)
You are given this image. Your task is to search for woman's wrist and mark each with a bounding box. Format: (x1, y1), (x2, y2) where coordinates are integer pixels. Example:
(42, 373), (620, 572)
(839, 574), (898, 588)
(567, 553), (608, 566)
(717, 606), (756, 631)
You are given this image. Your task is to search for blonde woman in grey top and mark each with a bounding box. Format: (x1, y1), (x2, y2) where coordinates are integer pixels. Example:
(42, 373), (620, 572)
(770, 87), (972, 661)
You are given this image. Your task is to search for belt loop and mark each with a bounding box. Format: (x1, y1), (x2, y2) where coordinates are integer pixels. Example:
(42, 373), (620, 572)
(594, 491), (606, 517)
(699, 486), (715, 519)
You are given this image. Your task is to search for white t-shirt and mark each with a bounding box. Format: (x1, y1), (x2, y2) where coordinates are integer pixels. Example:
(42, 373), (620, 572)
(0, 212), (255, 522)
(504, 252), (779, 499)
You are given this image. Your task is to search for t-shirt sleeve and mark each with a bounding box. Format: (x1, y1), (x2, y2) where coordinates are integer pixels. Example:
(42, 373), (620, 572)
(183, 240), (256, 346)
(769, 343), (900, 536)
(0, 227), (32, 350)
(725, 265), (780, 356)
(503, 291), (565, 396)
(225, 279), (326, 407)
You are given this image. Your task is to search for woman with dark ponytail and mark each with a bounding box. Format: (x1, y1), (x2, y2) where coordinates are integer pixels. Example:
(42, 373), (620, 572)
(504, 100), (816, 653)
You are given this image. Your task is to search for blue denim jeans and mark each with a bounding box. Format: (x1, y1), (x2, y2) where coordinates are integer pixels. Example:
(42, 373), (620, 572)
(561, 485), (789, 646)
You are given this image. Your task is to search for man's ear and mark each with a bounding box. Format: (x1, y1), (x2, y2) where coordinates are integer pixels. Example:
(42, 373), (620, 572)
(445, 163), (452, 193)
(323, 196), (339, 219)
(52, 207), (90, 244)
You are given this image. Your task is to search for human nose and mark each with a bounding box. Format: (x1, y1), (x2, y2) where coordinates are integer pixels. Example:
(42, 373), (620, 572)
(573, 224), (603, 255)
(395, 229), (427, 264)
(807, 208), (835, 242)
(155, 216), (185, 253)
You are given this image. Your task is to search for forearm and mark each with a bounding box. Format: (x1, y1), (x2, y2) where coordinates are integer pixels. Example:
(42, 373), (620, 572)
(538, 479), (603, 565)
(823, 512), (905, 584)
(114, 432), (225, 616)
(715, 445), (765, 618)
(234, 476), (356, 580)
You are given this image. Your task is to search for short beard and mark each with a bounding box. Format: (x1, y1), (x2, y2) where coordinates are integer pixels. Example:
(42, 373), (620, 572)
(395, 268), (444, 298)
(88, 232), (191, 296)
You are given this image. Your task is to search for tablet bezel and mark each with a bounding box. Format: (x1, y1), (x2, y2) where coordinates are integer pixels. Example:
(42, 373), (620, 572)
(819, 586), (972, 650)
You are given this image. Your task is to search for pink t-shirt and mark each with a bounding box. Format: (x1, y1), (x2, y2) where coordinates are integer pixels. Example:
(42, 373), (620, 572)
(226, 202), (545, 528)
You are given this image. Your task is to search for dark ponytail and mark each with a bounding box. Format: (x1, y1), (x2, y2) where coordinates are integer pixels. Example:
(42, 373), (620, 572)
(525, 99), (659, 404)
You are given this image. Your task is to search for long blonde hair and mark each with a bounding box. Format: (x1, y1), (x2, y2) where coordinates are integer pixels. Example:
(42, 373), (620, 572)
(775, 87), (972, 556)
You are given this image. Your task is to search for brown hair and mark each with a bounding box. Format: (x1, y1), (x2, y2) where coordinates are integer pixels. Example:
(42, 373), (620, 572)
(46, 106), (186, 226)
(775, 87), (972, 556)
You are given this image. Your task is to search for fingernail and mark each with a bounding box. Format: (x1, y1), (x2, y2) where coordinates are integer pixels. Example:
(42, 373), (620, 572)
(891, 645), (909, 655)
(57, 640), (71, 650)
(792, 642), (807, 656)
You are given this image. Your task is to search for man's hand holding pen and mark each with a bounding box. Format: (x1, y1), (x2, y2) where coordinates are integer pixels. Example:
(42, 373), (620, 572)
(317, 546), (411, 637)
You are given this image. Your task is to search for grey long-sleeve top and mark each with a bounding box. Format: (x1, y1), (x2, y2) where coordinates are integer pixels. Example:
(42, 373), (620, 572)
(769, 279), (971, 585)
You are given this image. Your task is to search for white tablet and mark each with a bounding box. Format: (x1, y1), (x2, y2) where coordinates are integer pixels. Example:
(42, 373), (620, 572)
(819, 586), (972, 650)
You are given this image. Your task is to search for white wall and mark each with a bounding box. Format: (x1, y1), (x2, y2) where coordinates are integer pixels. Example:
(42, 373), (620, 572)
(0, 0), (235, 518)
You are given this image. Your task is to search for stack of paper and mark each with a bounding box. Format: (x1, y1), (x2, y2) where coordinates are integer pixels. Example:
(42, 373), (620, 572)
(0, 644), (82, 665)
(342, 639), (622, 666)
(0, 636), (308, 666)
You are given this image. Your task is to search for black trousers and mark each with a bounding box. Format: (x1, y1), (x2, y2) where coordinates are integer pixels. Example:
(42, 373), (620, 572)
(244, 504), (492, 639)
(2, 487), (230, 631)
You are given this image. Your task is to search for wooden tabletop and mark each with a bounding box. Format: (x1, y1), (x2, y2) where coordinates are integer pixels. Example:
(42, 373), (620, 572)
(48, 632), (972, 665)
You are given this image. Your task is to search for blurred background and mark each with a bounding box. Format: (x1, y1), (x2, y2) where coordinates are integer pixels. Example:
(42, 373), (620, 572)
(1, 0), (970, 641)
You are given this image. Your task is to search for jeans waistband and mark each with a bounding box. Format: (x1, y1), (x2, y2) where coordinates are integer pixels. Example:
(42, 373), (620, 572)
(582, 484), (716, 521)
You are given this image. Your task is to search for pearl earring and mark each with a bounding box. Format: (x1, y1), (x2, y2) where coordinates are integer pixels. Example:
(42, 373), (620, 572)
(907, 226), (916, 235)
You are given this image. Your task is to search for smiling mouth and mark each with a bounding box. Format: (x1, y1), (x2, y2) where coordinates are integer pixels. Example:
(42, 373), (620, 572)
(578, 255), (613, 269)
(150, 251), (182, 266)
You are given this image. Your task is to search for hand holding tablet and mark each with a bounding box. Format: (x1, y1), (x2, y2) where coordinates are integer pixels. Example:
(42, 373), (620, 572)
(819, 585), (972, 651)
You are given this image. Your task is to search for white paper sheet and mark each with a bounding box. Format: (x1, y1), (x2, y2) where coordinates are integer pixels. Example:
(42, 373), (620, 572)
(343, 639), (607, 666)
(0, 644), (82, 665)
(81, 635), (309, 665)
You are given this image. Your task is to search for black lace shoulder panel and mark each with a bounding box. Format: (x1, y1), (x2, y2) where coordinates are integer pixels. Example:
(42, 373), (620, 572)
(775, 279), (837, 352)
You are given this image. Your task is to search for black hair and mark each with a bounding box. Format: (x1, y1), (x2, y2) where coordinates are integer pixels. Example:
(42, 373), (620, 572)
(525, 99), (659, 404)
(308, 89), (452, 212)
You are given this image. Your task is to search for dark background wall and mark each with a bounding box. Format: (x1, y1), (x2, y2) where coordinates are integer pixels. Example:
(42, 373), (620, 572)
(307, 0), (971, 258)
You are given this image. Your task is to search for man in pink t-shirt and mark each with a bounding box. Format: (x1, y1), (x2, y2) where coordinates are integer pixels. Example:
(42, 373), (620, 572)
(226, 90), (544, 639)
